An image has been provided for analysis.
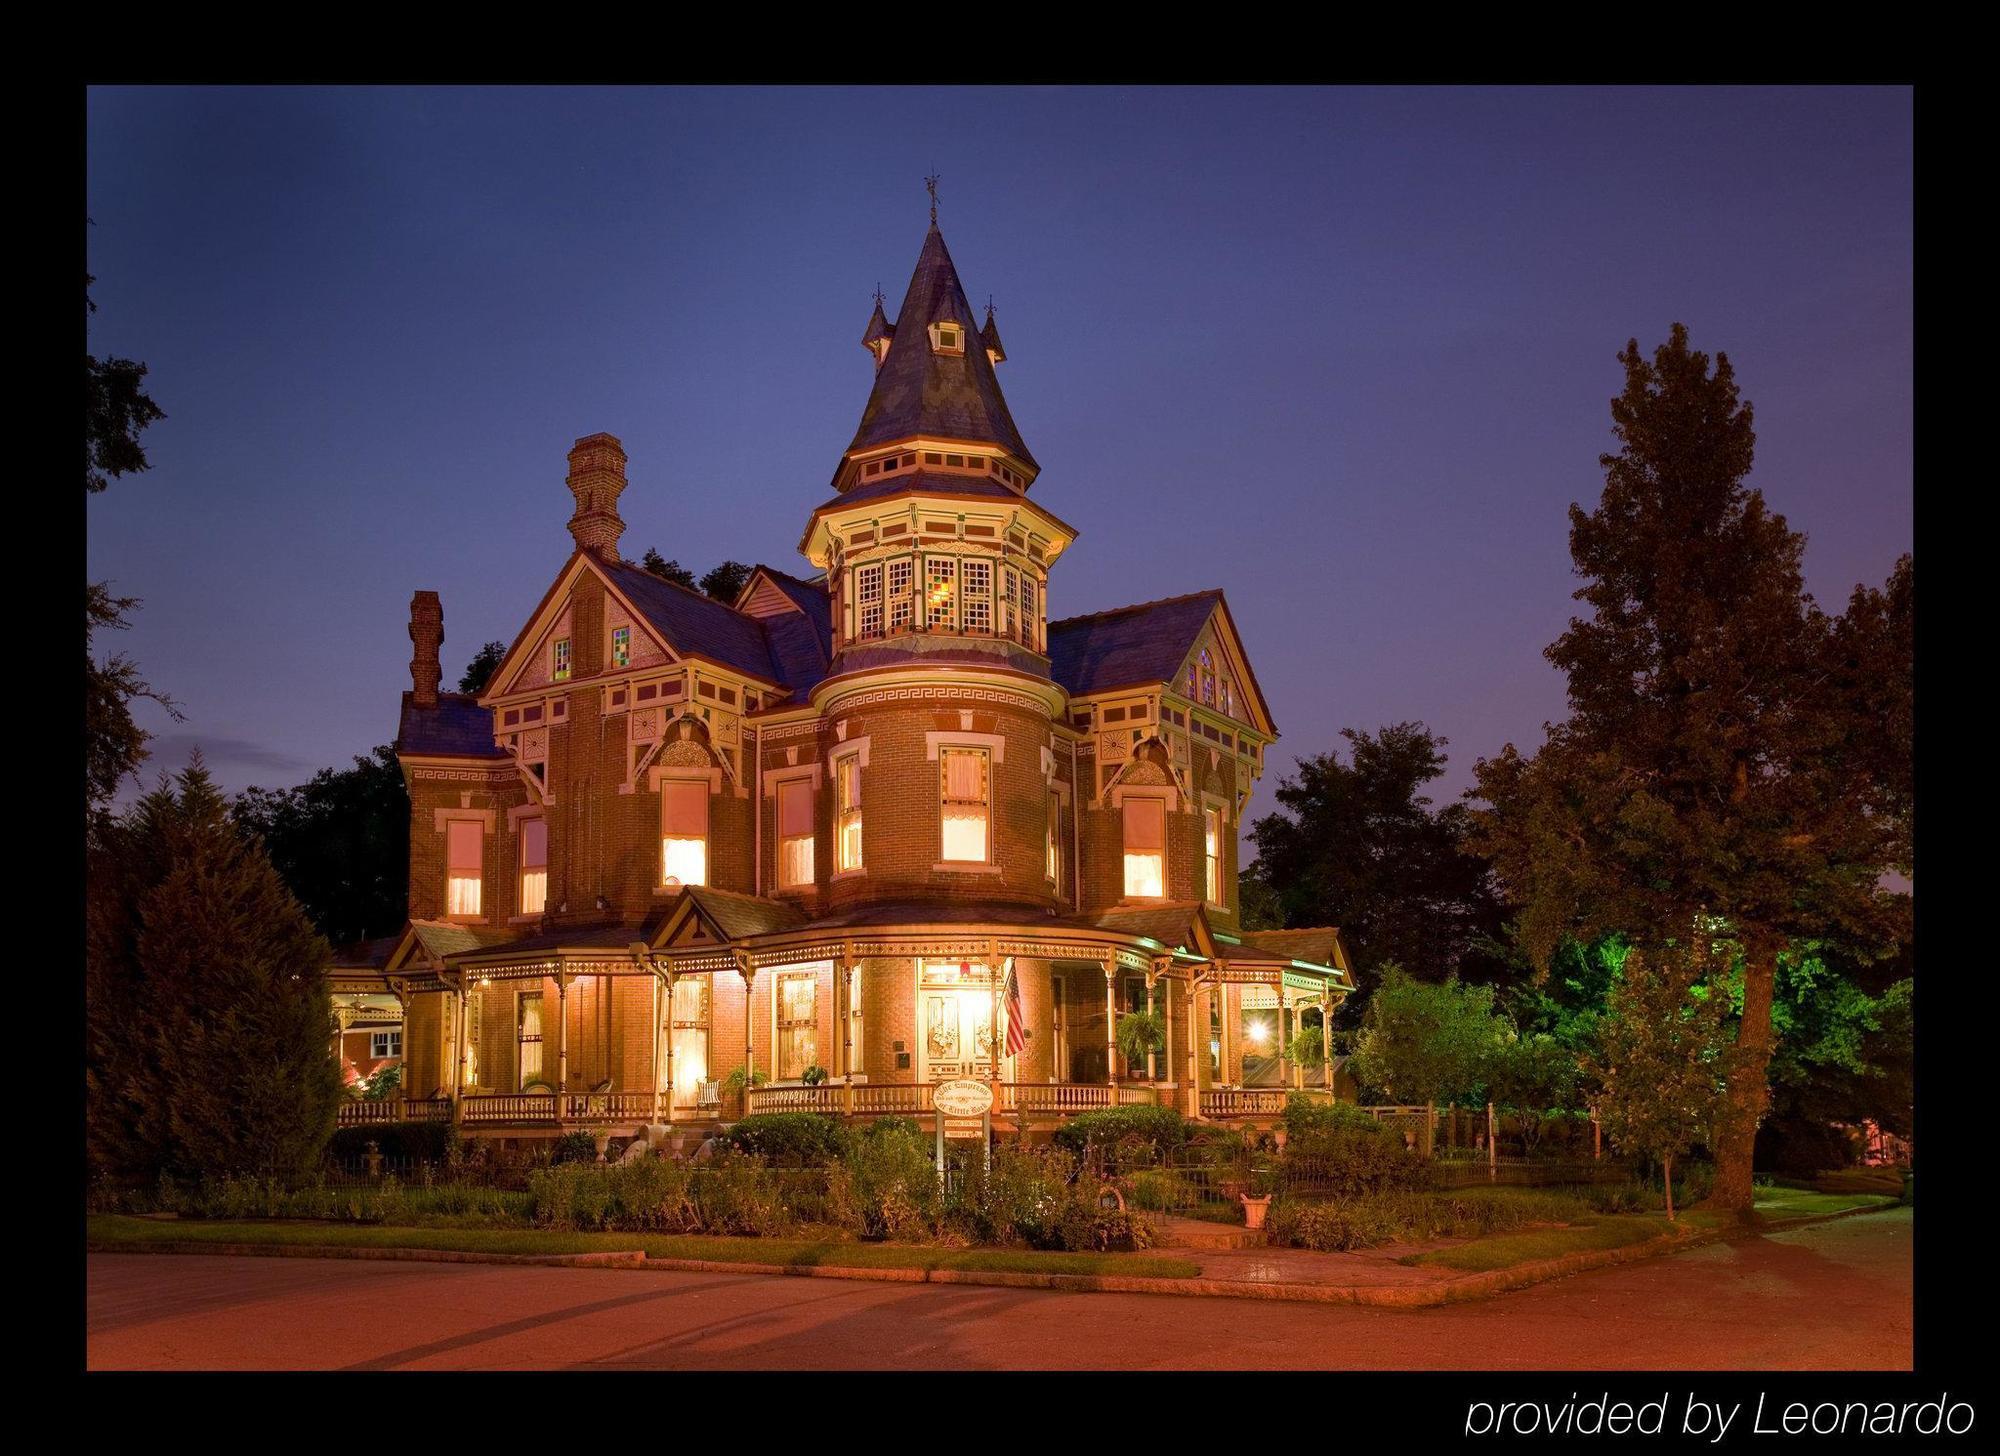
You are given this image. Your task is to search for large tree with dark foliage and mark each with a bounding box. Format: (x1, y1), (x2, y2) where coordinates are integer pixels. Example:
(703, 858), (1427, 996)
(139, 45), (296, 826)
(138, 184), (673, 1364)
(700, 560), (754, 603)
(86, 259), (177, 817)
(1469, 325), (1913, 1214)
(1245, 723), (1505, 1007)
(89, 757), (344, 1182)
(233, 746), (411, 946)
(640, 548), (697, 588)
(458, 641), (506, 694)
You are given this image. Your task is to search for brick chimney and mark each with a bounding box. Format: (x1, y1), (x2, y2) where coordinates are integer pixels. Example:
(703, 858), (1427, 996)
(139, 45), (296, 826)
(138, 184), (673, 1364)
(409, 590), (443, 708)
(566, 432), (628, 561)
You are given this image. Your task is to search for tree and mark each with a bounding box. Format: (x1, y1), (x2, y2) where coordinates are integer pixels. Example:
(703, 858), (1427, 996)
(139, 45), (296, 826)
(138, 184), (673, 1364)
(1758, 940), (1912, 1174)
(1348, 966), (1511, 1107)
(1247, 723), (1506, 1006)
(88, 756), (344, 1182)
(86, 263), (166, 495)
(700, 560), (754, 603)
(458, 641), (506, 695)
(86, 584), (180, 814)
(641, 549), (697, 589)
(1589, 945), (1730, 1219)
(1468, 325), (1912, 1214)
(233, 746), (411, 946)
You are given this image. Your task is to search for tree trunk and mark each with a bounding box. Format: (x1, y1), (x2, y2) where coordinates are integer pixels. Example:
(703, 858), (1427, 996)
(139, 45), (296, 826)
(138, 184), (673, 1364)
(1663, 1153), (1675, 1222)
(1706, 941), (1777, 1217)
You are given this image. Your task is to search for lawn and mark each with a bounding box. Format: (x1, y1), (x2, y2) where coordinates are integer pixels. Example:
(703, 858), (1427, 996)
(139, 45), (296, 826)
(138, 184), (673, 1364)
(1401, 1186), (1896, 1273)
(85, 1214), (1201, 1280)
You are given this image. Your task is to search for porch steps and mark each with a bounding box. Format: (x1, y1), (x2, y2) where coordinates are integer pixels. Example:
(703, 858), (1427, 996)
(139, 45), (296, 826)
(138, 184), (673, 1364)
(1151, 1214), (1267, 1250)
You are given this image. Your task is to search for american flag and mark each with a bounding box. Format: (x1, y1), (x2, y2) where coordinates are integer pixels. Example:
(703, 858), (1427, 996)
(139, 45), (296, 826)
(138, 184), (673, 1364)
(1003, 962), (1026, 1058)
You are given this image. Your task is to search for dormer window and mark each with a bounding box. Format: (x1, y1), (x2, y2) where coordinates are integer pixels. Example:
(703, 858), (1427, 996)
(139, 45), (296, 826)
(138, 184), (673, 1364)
(929, 321), (965, 355)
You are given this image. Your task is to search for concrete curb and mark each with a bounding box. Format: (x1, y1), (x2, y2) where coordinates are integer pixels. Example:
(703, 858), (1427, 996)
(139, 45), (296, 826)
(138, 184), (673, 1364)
(86, 1202), (1896, 1309)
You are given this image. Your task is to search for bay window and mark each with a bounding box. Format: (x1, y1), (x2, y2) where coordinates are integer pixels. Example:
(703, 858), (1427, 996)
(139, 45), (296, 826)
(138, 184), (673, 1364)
(778, 777), (815, 887)
(887, 558), (914, 631)
(519, 816), (548, 915)
(445, 819), (484, 917)
(926, 556), (957, 628)
(940, 747), (990, 862)
(961, 558), (993, 632)
(1122, 796), (1166, 899)
(660, 779), (709, 888)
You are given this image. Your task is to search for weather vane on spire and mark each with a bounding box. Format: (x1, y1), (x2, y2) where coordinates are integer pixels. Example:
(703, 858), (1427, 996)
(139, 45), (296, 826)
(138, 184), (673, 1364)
(985, 294), (995, 320)
(873, 282), (885, 309)
(925, 171), (941, 225)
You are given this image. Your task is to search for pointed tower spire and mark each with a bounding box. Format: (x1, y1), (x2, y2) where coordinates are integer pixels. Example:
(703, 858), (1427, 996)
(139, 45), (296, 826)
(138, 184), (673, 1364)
(980, 297), (1006, 366)
(862, 284), (895, 369)
(839, 221), (1037, 481)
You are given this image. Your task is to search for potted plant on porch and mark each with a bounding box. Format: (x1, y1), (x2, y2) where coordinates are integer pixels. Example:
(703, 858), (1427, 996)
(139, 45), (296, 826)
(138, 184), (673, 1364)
(1113, 1008), (1167, 1079)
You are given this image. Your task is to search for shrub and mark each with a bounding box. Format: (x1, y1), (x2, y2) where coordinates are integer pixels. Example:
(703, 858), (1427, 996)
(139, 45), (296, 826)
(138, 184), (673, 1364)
(846, 1123), (940, 1240)
(1278, 1095), (1381, 1141)
(1051, 1105), (1189, 1160)
(954, 1143), (1075, 1245)
(550, 1131), (600, 1166)
(1267, 1187), (1593, 1251)
(326, 1121), (458, 1165)
(724, 1113), (850, 1165)
(1279, 1118), (1431, 1198)
(1054, 1204), (1156, 1252)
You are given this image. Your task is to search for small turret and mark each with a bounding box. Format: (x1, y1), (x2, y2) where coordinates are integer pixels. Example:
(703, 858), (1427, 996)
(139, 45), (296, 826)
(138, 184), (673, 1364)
(863, 287), (895, 370)
(981, 300), (1005, 366)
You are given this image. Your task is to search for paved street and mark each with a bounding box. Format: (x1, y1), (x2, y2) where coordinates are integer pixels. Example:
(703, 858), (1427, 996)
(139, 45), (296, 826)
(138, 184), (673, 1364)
(86, 1207), (1911, 1371)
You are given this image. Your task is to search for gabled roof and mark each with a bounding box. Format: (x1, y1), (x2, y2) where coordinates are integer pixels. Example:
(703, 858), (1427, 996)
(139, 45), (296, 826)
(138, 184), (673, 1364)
(844, 224), (1037, 475)
(653, 886), (812, 949)
(397, 692), (505, 760)
(1092, 902), (1214, 956)
(330, 934), (403, 971)
(600, 561), (785, 686)
(1237, 927), (1350, 972)
(1047, 591), (1225, 700)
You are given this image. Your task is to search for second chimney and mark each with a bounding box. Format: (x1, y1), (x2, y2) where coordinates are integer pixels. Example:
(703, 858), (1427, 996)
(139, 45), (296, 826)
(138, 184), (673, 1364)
(409, 590), (443, 708)
(566, 432), (628, 561)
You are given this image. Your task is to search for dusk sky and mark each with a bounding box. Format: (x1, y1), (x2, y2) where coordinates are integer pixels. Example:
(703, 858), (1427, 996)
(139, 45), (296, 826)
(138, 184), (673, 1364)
(85, 86), (1913, 837)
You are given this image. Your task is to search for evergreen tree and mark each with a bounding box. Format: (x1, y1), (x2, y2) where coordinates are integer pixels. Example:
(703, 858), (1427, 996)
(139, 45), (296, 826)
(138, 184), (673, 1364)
(1589, 945), (1731, 1220)
(458, 641), (506, 694)
(640, 549), (697, 588)
(1469, 325), (1912, 1213)
(88, 756), (343, 1182)
(86, 584), (179, 815)
(233, 746), (411, 945)
(86, 261), (166, 496)
(700, 560), (754, 603)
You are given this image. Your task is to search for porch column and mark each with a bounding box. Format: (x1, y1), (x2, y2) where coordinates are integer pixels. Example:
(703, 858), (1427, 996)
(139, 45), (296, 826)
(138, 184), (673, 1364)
(660, 967), (676, 1127)
(1275, 980), (1288, 1090)
(649, 966), (664, 1121)
(451, 978), (467, 1128)
(1144, 970), (1158, 1083)
(736, 952), (756, 1114)
(1161, 968), (1175, 1096)
(1187, 976), (1202, 1118)
(1103, 958), (1118, 1094)
(838, 952), (853, 1086)
(1322, 997), (1334, 1095)
(555, 970), (569, 1121)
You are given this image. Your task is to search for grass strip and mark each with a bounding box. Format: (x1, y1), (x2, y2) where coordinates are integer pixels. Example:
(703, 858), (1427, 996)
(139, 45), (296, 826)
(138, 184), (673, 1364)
(86, 1215), (1200, 1280)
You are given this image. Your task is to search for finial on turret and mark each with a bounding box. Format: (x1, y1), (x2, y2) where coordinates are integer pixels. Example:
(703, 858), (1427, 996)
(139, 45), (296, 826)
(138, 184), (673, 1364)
(925, 171), (941, 225)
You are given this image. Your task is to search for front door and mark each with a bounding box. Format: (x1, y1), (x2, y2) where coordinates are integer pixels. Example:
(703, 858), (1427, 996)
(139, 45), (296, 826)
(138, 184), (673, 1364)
(918, 965), (996, 1082)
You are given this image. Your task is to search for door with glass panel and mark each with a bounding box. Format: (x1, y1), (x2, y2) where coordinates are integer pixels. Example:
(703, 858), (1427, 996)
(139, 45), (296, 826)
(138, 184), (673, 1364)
(774, 970), (820, 1081)
(918, 963), (996, 1082)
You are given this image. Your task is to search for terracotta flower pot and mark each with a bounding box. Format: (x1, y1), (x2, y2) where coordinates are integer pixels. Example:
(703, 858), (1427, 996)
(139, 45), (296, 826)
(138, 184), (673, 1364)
(1240, 1193), (1272, 1230)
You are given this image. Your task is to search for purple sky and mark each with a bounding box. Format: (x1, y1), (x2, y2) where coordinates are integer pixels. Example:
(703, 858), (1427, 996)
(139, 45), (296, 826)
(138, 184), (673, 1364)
(85, 86), (1912, 837)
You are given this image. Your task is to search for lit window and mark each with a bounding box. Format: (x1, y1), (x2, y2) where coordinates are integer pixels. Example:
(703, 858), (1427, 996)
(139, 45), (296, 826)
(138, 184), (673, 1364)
(776, 971), (818, 1080)
(1219, 677), (1232, 716)
(517, 993), (543, 1088)
(856, 562), (884, 640)
(962, 558), (992, 632)
(848, 966), (865, 1076)
(926, 557), (957, 629)
(371, 1031), (401, 1059)
(553, 638), (572, 681)
(519, 817), (548, 915)
(1122, 797), (1166, 899)
(887, 558), (914, 631)
(611, 627), (630, 669)
(778, 777), (814, 887)
(932, 322), (963, 352)
(1200, 649), (1215, 705)
(1185, 660), (1197, 697)
(1018, 573), (1037, 648)
(939, 747), (990, 862)
(1204, 806), (1223, 906)
(835, 754), (864, 871)
(670, 977), (709, 1108)
(660, 779), (709, 888)
(446, 819), (483, 917)
(1046, 791), (1061, 888)
(1001, 568), (1017, 639)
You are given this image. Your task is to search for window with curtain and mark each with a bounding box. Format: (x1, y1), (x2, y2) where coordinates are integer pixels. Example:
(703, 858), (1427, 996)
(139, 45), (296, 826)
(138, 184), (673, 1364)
(1045, 791), (1061, 887)
(776, 971), (818, 1080)
(834, 754), (863, 871)
(446, 819), (483, 917)
(939, 747), (989, 862)
(1204, 806), (1223, 906)
(778, 777), (814, 887)
(517, 992), (543, 1088)
(670, 976), (709, 1105)
(660, 779), (709, 887)
(1122, 797), (1166, 899)
(848, 967), (864, 1076)
(519, 817), (548, 915)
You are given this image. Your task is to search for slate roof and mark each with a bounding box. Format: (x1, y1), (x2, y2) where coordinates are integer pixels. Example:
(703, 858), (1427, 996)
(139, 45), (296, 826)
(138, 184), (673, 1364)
(681, 885), (812, 940)
(820, 470), (1023, 511)
(603, 561), (787, 685)
(1238, 927), (1348, 971)
(1092, 903), (1209, 950)
(398, 692), (505, 759)
(407, 920), (520, 962)
(746, 566), (834, 691)
(1046, 591), (1224, 700)
(844, 225), (1037, 473)
(448, 923), (652, 961)
(330, 935), (403, 970)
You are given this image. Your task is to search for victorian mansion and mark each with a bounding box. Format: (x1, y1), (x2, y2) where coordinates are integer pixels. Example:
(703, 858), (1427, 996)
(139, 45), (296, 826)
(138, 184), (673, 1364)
(333, 219), (1353, 1137)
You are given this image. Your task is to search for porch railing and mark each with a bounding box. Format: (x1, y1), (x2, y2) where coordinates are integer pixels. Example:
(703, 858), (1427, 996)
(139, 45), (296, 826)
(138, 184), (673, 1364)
(744, 1081), (1129, 1119)
(1197, 1087), (1337, 1118)
(337, 1092), (661, 1129)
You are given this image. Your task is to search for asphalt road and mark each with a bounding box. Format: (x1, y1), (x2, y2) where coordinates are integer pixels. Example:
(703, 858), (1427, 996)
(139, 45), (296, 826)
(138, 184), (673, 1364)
(86, 1207), (1911, 1371)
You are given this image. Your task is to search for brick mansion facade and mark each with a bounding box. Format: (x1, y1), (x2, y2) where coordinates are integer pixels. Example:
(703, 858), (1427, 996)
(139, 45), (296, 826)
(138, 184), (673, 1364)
(332, 219), (1353, 1138)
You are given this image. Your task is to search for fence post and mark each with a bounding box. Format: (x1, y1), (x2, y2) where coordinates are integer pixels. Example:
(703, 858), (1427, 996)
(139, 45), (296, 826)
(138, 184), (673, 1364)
(1487, 1101), (1497, 1182)
(1424, 1104), (1437, 1159)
